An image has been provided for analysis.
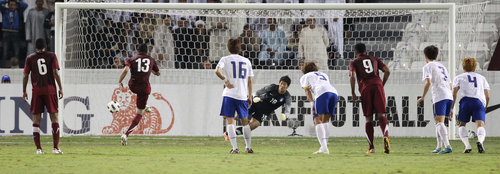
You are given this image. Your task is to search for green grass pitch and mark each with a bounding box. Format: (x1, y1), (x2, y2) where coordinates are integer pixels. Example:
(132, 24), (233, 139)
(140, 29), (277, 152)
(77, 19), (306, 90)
(1, 136), (500, 173)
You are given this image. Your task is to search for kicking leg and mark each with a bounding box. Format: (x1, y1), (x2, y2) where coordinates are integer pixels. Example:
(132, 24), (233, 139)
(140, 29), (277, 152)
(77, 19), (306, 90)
(123, 93), (149, 145)
(125, 109), (145, 136)
(122, 109), (145, 146)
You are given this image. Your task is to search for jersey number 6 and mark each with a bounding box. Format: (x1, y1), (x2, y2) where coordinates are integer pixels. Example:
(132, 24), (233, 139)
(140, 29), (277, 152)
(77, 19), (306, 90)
(37, 58), (47, 75)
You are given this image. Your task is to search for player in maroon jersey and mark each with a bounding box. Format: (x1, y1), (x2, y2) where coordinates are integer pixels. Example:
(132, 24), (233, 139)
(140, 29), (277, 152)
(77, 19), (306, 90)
(22, 38), (63, 154)
(349, 43), (391, 154)
(118, 44), (160, 145)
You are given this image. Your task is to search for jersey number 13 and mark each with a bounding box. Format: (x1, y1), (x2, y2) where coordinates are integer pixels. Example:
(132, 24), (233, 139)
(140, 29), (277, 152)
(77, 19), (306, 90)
(135, 58), (150, 72)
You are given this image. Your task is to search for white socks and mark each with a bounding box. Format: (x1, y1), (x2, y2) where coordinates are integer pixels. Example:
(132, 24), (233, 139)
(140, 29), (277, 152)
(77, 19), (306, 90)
(315, 124), (327, 151)
(227, 124), (238, 150)
(434, 123), (443, 150)
(322, 123), (330, 147)
(243, 125), (251, 149)
(436, 122), (451, 149)
(477, 127), (486, 144)
(459, 126), (471, 149)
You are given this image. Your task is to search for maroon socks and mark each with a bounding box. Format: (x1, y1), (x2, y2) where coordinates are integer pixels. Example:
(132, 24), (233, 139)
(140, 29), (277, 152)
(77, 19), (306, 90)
(126, 114), (143, 136)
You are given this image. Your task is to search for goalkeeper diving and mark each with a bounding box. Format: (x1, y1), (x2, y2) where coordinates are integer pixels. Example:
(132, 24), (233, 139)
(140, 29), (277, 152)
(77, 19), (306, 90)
(224, 75), (292, 140)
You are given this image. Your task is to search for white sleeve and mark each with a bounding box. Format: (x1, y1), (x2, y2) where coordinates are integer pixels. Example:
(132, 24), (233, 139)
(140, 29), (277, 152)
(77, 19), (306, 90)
(300, 74), (309, 89)
(422, 65), (431, 82)
(452, 75), (460, 88)
(217, 58), (225, 69)
(247, 59), (254, 77)
(483, 76), (490, 90)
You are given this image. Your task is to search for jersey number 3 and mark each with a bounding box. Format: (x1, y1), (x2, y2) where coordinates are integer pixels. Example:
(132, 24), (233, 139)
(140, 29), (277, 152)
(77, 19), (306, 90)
(37, 58), (47, 75)
(363, 59), (373, 73)
(135, 58), (150, 72)
(438, 66), (448, 81)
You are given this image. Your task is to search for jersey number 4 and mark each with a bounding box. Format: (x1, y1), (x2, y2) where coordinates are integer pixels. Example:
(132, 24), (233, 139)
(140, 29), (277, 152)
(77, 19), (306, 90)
(467, 75), (477, 87)
(231, 61), (247, 79)
(135, 58), (150, 72)
(37, 58), (47, 75)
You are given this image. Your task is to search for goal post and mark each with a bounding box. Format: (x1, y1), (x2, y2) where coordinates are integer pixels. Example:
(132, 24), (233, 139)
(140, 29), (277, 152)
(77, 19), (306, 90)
(54, 2), (485, 138)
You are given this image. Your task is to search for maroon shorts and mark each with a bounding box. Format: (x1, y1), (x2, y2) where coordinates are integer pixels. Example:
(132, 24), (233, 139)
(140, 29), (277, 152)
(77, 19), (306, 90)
(360, 85), (387, 116)
(130, 86), (150, 110)
(31, 94), (58, 114)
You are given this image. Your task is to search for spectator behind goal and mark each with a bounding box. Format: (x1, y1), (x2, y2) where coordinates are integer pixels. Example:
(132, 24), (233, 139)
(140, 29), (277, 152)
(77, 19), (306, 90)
(2, 75), (10, 84)
(10, 57), (19, 68)
(0, 0), (28, 67)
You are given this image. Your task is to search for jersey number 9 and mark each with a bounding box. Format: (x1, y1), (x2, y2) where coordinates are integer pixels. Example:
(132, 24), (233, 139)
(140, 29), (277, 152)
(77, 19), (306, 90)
(363, 59), (373, 73)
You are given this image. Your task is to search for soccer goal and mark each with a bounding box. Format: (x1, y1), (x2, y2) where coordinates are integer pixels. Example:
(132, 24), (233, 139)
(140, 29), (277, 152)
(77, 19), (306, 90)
(55, 2), (487, 138)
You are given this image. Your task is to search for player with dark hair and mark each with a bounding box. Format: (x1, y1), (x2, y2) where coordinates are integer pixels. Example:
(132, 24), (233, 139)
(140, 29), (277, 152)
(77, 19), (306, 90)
(119, 43), (161, 145)
(452, 58), (490, 153)
(417, 45), (453, 154)
(22, 38), (63, 154)
(223, 76), (292, 139)
(216, 38), (254, 154)
(349, 42), (391, 154)
(300, 62), (338, 154)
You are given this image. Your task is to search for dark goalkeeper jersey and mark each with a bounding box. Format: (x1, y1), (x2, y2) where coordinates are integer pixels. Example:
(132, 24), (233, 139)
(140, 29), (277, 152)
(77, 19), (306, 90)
(253, 84), (292, 115)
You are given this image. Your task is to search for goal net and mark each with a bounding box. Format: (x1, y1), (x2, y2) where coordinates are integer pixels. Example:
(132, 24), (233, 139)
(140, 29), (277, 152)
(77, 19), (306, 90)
(56, 2), (486, 137)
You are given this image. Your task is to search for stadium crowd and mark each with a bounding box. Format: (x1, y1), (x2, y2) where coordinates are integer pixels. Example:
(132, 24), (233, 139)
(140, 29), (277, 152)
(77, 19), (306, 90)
(0, 0), (63, 68)
(0, 0), (351, 70)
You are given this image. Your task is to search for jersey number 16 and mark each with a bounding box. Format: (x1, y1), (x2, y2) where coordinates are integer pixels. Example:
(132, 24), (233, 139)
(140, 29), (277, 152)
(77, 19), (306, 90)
(231, 61), (247, 79)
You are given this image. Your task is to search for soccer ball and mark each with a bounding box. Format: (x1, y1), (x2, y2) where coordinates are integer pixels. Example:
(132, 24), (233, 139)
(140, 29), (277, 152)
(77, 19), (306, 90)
(107, 101), (121, 113)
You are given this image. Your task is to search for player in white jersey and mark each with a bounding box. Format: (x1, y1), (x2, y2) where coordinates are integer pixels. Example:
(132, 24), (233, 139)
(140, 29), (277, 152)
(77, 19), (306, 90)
(300, 62), (338, 154)
(215, 38), (254, 154)
(451, 58), (490, 153)
(417, 45), (453, 154)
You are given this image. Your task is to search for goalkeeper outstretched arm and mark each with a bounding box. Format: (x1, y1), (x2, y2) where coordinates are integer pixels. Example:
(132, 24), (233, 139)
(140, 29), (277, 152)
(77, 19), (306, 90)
(283, 92), (292, 117)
